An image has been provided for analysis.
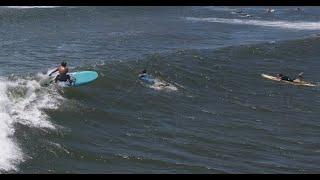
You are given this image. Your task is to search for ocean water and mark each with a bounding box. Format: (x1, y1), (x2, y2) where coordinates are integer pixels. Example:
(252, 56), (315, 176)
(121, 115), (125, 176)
(0, 6), (320, 173)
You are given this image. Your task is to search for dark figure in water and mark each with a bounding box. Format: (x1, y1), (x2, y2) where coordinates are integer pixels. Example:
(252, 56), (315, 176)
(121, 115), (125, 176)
(49, 61), (73, 84)
(138, 70), (170, 87)
(139, 70), (155, 84)
(277, 73), (303, 83)
(234, 9), (252, 17)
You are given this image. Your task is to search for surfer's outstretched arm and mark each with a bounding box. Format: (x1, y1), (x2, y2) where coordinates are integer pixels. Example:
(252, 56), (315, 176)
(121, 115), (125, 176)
(295, 72), (304, 80)
(49, 68), (58, 76)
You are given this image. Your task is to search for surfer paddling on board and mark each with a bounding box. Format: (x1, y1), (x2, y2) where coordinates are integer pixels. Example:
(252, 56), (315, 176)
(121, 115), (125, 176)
(49, 61), (73, 84)
(139, 69), (170, 87)
(139, 69), (155, 84)
(276, 72), (304, 83)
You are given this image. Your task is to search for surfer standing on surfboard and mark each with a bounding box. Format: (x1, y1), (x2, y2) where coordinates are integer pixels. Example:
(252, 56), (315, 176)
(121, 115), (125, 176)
(49, 61), (73, 84)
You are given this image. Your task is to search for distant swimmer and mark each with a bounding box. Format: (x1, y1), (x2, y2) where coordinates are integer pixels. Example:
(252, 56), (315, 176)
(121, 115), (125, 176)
(267, 8), (275, 13)
(276, 72), (303, 83)
(234, 10), (252, 18)
(49, 61), (73, 84)
(296, 7), (302, 11)
(240, 14), (253, 18)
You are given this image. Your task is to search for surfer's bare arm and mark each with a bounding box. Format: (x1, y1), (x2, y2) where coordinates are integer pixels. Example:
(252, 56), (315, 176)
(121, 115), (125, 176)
(49, 68), (58, 76)
(295, 72), (304, 80)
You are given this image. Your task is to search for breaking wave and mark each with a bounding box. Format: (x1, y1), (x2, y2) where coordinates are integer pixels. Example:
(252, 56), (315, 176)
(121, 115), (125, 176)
(0, 73), (63, 172)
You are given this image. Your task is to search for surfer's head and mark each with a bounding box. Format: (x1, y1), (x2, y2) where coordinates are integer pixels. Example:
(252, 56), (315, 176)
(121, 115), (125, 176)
(61, 61), (67, 67)
(141, 70), (147, 74)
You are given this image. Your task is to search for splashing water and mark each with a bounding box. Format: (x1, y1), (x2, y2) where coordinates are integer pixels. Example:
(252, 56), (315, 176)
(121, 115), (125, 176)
(0, 74), (64, 172)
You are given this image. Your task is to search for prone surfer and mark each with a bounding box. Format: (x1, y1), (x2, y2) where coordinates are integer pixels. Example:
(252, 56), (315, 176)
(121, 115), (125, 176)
(139, 70), (170, 87)
(139, 70), (155, 84)
(138, 69), (148, 79)
(234, 9), (252, 17)
(49, 61), (73, 84)
(277, 72), (303, 83)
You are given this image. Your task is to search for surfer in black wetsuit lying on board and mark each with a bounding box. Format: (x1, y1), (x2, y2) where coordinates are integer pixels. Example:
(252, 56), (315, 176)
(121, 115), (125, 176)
(139, 70), (155, 84)
(49, 61), (73, 84)
(277, 72), (303, 83)
(138, 69), (170, 87)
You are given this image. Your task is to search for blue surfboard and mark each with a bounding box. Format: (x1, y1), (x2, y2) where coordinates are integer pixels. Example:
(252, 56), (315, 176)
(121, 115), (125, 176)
(56, 71), (98, 87)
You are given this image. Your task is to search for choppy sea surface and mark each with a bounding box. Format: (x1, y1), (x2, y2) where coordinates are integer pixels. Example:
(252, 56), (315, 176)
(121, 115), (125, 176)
(0, 6), (320, 173)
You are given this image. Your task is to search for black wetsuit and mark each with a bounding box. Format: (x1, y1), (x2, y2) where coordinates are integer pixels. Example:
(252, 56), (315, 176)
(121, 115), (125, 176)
(280, 76), (294, 82)
(55, 74), (71, 82)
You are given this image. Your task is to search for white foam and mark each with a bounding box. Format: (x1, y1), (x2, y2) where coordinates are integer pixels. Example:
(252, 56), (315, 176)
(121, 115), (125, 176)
(7, 80), (60, 128)
(0, 82), (23, 172)
(0, 74), (64, 172)
(149, 79), (178, 91)
(185, 17), (320, 30)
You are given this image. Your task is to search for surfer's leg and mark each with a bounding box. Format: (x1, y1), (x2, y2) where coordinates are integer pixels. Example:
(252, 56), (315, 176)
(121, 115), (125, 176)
(67, 75), (73, 85)
(54, 75), (59, 83)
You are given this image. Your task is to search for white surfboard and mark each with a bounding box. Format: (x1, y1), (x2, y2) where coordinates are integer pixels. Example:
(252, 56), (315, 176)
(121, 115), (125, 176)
(261, 74), (316, 87)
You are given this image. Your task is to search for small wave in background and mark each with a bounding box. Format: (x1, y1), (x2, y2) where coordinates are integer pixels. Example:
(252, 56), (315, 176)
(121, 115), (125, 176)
(185, 17), (320, 30)
(4, 6), (60, 9)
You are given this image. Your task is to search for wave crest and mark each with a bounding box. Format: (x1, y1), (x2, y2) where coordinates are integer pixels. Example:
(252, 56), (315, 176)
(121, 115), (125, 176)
(185, 17), (320, 30)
